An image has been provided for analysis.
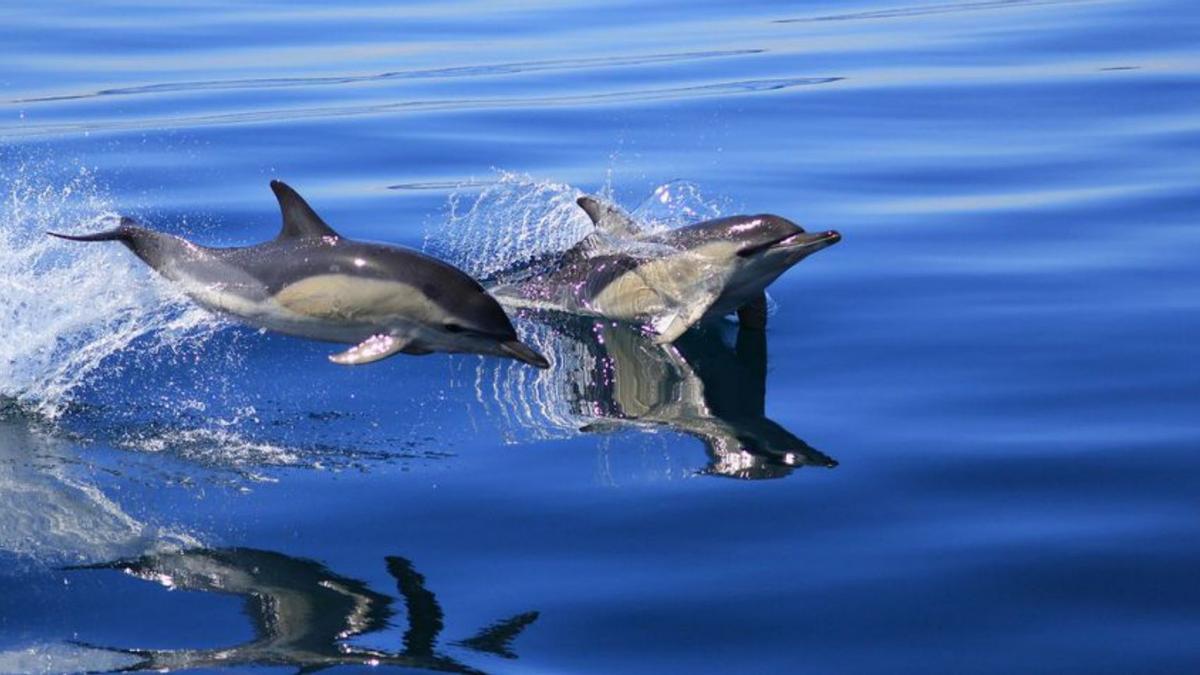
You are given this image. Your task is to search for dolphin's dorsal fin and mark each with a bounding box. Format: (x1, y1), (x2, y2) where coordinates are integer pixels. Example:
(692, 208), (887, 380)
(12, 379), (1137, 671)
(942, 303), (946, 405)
(270, 180), (340, 240)
(576, 195), (640, 238)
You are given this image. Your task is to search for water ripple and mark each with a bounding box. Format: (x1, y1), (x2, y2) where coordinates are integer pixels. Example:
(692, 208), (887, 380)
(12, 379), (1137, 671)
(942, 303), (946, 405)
(7, 49), (766, 105)
(1, 76), (842, 139)
(387, 179), (497, 191)
(775, 0), (1099, 24)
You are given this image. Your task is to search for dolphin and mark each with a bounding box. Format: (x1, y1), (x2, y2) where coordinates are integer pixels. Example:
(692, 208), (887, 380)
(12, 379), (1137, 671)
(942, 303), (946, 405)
(65, 547), (539, 672)
(490, 195), (840, 343)
(48, 181), (549, 368)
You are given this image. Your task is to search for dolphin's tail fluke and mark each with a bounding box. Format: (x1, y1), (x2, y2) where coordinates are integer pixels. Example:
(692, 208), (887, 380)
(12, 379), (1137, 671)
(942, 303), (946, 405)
(47, 217), (142, 245)
(499, 340), (551, 369)
(47, 228), (129, 242)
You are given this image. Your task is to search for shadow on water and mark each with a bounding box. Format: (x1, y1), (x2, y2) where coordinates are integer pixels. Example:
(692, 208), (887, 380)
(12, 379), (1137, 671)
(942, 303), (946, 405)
(486, 318), (837, 480)
(68, 548), (539, 674)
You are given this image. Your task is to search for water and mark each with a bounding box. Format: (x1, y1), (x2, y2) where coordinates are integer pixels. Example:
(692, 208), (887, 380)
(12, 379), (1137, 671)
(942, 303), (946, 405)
(1, 0), (1198, 672)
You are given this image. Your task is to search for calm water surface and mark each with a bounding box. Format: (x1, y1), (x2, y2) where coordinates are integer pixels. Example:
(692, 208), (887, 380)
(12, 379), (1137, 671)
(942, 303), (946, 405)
(1, 1), (1198, 673)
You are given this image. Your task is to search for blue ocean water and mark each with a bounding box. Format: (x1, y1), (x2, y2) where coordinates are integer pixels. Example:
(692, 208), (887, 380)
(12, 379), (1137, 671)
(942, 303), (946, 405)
(1, 0), (1198, 673)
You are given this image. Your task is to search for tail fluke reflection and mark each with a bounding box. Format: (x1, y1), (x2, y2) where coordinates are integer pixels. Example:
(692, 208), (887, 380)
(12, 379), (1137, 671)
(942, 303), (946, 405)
(69, 547), (539, 673)
(456, 612), (541, 659)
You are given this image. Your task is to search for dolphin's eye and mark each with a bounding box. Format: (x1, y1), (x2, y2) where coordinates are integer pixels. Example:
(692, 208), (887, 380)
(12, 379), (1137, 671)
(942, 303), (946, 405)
(444, 323), (465, 333)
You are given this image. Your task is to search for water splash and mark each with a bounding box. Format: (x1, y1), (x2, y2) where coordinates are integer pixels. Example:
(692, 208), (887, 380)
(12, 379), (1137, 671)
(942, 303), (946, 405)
(631, 180), (729, 231)
(0, 159), (218, 419)
(468, 320), (597, 443)
(428, 172), (731, 280)
(425, 171), (594, 281)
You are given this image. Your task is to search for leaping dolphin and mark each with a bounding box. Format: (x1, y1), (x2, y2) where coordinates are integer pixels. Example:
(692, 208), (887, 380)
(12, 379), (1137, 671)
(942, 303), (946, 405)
(490, 195), (840, 343)
(49, 181), (549, 368)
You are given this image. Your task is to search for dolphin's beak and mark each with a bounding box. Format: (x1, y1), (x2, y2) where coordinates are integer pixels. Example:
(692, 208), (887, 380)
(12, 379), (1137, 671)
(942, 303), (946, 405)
(499, 340), (551, 369)
(774, 229), (841, 253)
(738, 230), (841, 258)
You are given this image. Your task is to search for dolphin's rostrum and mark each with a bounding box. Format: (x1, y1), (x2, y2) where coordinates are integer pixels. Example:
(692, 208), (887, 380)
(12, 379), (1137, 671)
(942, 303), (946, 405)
(49, 181), (549, 368)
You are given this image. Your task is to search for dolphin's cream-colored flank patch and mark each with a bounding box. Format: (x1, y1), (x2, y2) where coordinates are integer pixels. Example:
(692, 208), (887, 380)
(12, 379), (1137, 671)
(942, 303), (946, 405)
(273, 275), (442, 323)
(592, 272), (663, 319)
(590, 244), (737, 324)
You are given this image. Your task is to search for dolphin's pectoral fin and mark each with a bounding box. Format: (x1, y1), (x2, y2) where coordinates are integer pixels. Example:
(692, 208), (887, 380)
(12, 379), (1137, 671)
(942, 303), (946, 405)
(576, 195), (640, 237)
(651, 312), (694, 344)
(270, 180), (341, 240)
(328, 334), (410, 365)
(650, 291), (718, 344)
(737, 293), (769, 330)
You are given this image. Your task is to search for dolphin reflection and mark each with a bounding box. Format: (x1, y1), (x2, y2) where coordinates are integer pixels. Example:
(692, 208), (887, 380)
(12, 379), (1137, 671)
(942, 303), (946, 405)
(488, 320), (837, 480)
(70, 547), (538, 673)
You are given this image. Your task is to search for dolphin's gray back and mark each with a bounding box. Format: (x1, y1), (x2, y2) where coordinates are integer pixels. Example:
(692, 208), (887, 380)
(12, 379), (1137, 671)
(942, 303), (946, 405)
(211, 238), (489, 308)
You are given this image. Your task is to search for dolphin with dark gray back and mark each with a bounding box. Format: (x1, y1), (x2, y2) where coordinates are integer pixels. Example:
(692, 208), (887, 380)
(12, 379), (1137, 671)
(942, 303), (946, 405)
(49, 181), (548, 368)
(489, 194), (840, 342)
